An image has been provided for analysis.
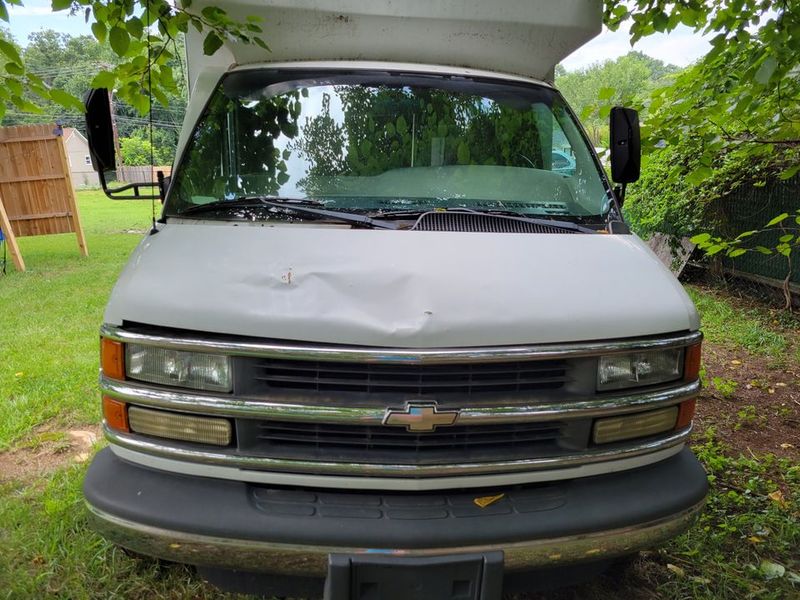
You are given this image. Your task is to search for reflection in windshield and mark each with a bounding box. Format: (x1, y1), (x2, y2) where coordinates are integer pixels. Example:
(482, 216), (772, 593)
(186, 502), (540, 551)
(168, 71), (609, 219)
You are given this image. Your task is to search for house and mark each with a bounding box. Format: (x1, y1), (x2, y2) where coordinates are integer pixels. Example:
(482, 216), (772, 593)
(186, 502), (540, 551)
(63, 127), (100, 188)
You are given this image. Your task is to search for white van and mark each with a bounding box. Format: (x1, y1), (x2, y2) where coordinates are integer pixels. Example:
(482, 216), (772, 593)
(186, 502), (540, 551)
(83, 1), (707, 597)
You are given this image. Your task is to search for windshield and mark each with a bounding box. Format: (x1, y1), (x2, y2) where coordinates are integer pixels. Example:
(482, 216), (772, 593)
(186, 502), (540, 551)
(166, 70), (611, 220)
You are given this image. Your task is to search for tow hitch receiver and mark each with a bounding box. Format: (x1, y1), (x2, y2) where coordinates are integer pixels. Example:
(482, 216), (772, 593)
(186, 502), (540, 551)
(323, 552), (504, 600)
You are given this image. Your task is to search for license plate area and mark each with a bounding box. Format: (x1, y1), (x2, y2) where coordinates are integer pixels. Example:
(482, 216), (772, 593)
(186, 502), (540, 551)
(324, 551), (503, 600)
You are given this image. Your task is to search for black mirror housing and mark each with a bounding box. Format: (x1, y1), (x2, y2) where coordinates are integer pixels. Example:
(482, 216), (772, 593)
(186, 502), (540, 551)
(83, 88), (161, 201)
(609, 107), (641, 184)
(85, 88), (116, 173)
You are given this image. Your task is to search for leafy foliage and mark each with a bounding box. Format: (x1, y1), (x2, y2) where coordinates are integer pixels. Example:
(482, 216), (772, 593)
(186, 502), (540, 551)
(0, 0), (266, 117)
(602, 1), (800, 291)
(555, 51), (679, 146)
(119, 127), (173, 165)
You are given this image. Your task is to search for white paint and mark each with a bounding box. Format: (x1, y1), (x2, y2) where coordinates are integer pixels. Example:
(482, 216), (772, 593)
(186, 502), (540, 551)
(185, 0), (603, 89)
(110, 443), (684, 491)
(105, 223), (699, 348)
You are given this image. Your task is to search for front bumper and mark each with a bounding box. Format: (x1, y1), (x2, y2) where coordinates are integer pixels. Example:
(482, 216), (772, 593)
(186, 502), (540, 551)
(84, 447), (707, 576)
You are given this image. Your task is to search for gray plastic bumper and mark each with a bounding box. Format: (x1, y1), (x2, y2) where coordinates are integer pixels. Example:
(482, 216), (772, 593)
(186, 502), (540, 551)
(84, 447), (707, 576)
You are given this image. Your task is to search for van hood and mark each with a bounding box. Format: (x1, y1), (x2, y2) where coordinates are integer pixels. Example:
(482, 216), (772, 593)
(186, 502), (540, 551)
(105, 223), (699, 347)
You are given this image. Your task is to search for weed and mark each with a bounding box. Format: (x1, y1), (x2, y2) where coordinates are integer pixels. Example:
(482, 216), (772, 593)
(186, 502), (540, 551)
(712, 376), (739, 399)
(734, 404), (764, 430)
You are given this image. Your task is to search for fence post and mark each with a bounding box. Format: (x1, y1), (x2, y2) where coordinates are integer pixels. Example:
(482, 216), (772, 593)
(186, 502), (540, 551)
(0, 193), (25, 271)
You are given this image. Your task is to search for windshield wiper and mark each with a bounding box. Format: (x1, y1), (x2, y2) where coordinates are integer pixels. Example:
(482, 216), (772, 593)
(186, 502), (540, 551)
(176, 196), (399, 230)
(373, 207), (599, 234)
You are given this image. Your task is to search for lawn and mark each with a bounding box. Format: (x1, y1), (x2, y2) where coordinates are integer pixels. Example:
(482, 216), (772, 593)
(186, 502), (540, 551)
(0, 191), (798, 599)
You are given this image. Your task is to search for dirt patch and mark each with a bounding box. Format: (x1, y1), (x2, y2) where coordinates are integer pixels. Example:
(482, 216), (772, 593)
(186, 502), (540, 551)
(693, 342), (800, 460)
(0, 425), (101, 482)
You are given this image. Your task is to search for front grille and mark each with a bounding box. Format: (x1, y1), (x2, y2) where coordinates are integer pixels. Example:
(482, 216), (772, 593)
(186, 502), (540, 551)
(236, 419), (577, 465)
(246, 358), (568, 396)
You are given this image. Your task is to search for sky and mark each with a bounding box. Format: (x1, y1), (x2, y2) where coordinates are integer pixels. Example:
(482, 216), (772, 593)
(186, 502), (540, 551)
(7, 0), (713, 71)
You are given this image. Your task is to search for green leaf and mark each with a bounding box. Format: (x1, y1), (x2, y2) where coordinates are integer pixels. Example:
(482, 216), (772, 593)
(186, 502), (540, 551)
(685, 166), (713, 186)
(779, 164), (800, 180)
(4, 61), (23, 75)
(49, 88), (85, 113)
(126, 17), (144, 38)
(765, 213), (789, 227)
(727, 248), (746, 258)
(759, 560), (785, 580)
(0, 38), (22, 64)
(109, 26), (130, 56)
(91, 71), (116, 89)
(91, 21), (107, 43)
(598, 87), (615, 101)
(50, 0), (73, 10)
(779, 234), (794, 243)
(754, 56), (777, 85)
(735, 230), (756, 240)
(705, 244), (724, 256)
(201, 6), (225, 21)
(755, 246), (773, 255)
(690, 233), (712, 244)
(276, 171), (289, 186)
(0, 2), (8, 22)
(203, 32), (223, 55)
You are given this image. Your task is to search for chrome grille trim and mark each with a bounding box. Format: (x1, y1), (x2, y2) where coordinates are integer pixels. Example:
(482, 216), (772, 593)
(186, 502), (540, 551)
(105, 425), (692, 478)
(100, 376), (700, 425)
(100, 324), (702, 365)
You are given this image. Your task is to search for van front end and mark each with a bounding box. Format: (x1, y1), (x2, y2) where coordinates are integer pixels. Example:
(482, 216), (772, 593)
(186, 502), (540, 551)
(83, 61), (708, 598)
(85, 324), (707, 597)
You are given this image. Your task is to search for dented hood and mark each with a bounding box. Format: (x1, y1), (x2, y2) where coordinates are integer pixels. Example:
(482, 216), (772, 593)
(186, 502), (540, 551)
(104, 223), (699, 348)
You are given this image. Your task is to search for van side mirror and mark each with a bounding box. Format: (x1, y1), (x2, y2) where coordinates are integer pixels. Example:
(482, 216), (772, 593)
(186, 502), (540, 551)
(609, 107), (641, 184)
(85, 88), (162, 201)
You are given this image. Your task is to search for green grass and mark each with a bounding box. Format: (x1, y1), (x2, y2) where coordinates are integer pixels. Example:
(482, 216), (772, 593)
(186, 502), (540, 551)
(686, 287), (793, 358)
(655, 432), (800, 600)
(1, 196), (798, 598)
(0, 191), (151, 449)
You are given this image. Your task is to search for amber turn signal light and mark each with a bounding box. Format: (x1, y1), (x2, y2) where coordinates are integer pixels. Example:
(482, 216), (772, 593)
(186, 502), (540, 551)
(101, 337), (125, 380)
(102, 396), (129, 433)
(683, 343), (702, 382)
(676, 398), (696, 430)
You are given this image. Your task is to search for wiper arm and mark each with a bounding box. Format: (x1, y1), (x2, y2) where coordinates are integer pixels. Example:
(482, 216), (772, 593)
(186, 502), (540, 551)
(177, 196), (399, 230)
(457, 209), (599, 234)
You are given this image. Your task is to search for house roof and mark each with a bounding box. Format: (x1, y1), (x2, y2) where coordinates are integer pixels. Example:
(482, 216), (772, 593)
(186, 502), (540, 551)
(63, 127), (89, 145)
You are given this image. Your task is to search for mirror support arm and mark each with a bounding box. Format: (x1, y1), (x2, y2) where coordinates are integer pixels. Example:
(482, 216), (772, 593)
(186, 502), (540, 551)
(97, 169), (161, 200)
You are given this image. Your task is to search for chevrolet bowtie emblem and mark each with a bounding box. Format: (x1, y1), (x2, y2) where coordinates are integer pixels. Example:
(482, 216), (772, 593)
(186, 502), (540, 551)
(383, 403), (460, 432)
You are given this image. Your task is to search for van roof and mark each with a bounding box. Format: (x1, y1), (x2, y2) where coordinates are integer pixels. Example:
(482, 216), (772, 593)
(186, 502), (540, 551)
(186, 0), (601, 88)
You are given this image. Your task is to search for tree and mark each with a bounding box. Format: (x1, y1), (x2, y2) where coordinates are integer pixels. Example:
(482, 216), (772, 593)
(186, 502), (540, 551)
(556, 51), (679, 146)
(603, 1), (800, 306)
(119, 127), (173, 165)
(0, 0), (265, 118)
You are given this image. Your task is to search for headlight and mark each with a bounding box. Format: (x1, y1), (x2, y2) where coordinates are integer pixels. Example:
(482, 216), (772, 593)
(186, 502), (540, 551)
(597, 348), (683, 391)
(125, 344), (232, 392)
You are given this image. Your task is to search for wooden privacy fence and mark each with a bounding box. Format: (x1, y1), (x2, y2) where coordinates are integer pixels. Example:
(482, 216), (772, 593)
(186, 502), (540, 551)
(117, 165), (172, 184)
(0, 124), (88, 271)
